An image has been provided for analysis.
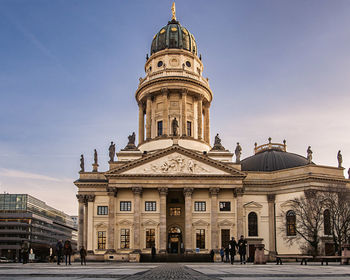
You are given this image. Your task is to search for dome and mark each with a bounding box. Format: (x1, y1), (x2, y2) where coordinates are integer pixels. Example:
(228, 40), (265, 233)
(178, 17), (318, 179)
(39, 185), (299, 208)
(241, 140), (310, 172)
(150, 19), (197, 56)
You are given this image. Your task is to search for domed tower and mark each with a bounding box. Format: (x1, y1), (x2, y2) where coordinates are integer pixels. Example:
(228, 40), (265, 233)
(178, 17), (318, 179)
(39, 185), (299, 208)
(136, 3), (213, 153)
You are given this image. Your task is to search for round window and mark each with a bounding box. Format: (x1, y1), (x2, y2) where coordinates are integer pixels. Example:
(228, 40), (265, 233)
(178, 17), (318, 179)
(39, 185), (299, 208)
(186, 61), (191, 67)
(157, 61), (163, 67)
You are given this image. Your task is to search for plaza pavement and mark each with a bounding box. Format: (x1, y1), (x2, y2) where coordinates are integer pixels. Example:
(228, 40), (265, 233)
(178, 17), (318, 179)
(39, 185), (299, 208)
(0, 262), (350, 280)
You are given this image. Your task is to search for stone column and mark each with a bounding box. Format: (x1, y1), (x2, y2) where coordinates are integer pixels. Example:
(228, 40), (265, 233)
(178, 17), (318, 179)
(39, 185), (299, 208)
(267, 194), (276, 259)
(235, 188), (244, 239)
(76, 194), (85, 249)
(181, 89), (187, 136)
(146, 96), (152, 139)
(162, 88), (168, 136)
(106, 187), (118, 253)
(86, 195), (95, 252)
(197, 97), (203, 140)
(183, 188), (194, 253)
(83, 196), (88, 249)
(132, 187), (142, 252)
(138, 103), (144, 144)
(204, 103), (210, 143)
(158, 187), (168, 253)
(209, 187), (220, 251)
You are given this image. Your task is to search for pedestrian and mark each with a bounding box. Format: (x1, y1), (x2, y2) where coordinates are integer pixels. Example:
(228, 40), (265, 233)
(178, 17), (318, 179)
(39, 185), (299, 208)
(56, 240), (63, 265)
(80, 246), (87, 266)
(225, 246), (230, 263)
(21, 242), (28, 264)
(151, 245), (156, 261)
(220, 247), (224, 262)
(238, 235), (247, 264)
(229, 237), (237, 265)
(63, 240), (72, 265)
(210, 249), (215, 262)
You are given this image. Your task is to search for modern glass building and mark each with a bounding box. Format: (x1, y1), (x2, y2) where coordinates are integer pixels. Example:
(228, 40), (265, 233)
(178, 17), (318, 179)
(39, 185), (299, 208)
(0, 194), (77, 261)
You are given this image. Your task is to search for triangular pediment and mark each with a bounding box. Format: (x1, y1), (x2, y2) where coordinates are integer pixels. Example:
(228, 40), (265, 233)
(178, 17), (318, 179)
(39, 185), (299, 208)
(218, 219), (234, 226)
(117, 219), (133, 226)
(243, 201), (263, 209)
(192, 219), (210, 226)
(106, 145), (246, 177)
(94, 222), (108, 229)
(141, 219), (159, 226)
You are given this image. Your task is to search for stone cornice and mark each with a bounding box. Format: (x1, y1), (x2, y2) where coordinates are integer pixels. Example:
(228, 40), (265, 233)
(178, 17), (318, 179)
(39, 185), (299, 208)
(105, 145), (246, 178)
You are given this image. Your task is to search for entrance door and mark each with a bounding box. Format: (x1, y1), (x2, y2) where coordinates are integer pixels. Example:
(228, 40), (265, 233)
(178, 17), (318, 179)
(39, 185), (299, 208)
(221, 229), (230, 248)
(325, 243), (335, 256)
(168, 226), (182, 254)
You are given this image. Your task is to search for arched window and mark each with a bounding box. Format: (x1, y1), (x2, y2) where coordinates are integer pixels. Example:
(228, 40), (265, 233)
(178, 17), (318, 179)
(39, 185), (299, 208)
(324, 209), (331, 235)
(248, 212), (258, 236)
(286, 210), (296, 236)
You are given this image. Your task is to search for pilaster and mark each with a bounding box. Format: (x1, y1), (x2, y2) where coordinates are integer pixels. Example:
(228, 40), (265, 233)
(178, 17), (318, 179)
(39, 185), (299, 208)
(209, 187), (220, 251)
(267, 194), (276, 258)
(76, 194), (85, 249)
(184, 187), (194, 253)
(234, 188), (244, 238)
(146, 96), (152, 139)
(132, 187), (142, 252)
(138, 103), (144, 144)
(158, 187), (168, 253)
(106, 187), (118, 253)
(162, 88), (169, 136)
(181, 89), (187, 136)
(197, 97), (203, 140)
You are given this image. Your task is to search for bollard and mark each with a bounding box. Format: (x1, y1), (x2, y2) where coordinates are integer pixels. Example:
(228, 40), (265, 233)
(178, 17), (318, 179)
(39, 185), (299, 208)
(254, 244), (266, 264)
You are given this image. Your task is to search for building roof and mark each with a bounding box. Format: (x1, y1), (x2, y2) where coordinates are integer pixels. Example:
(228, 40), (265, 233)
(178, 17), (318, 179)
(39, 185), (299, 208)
(150, 19), (197, 56)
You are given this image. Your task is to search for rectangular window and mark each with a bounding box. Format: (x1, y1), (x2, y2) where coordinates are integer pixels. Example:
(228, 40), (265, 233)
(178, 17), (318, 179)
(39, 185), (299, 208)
(120, 201), (131, 211)
(194, 201), (206, 212)
(120, 229), (130, 249)
(145, 201), (156, 211)
(97, 231), (106, 249)
(196, 229), (205, 249)
(157, 121), (163, 136)
(169, 207), (181, 216)
(146, 229), (155, 248)
(221, 229), (230, 248)
(219, 202), (231, 212)
(97, 206), (108, 215)
(187, 121), (192, 136)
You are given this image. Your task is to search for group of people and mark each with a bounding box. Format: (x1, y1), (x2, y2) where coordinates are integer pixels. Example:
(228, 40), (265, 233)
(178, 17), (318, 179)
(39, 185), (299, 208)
(54, 240), (87, 266)
(220, 235), (247, 264)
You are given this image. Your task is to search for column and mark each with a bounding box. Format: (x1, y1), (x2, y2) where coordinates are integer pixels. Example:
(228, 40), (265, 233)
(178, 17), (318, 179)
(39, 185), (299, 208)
(162, 88), (168, 136)
(158, 187), (168, 253)
(86, 195), (95, 252)
(209, 187), (220, 251)
(235, 188), (244, 238)
(132, 187), (142, 252)
(197, 97), (203, 140)
(204, 103), (210, 143)
(107, 187), (118, 253)
(184, 188), (194, 253)
(83, 196), (88, 249)
(181, 89), (187, 136)
(146, 96), (152, 139)
(138, 103), (144, 144)
(267, 194), (276, 257)
(76, 195), (85, 249)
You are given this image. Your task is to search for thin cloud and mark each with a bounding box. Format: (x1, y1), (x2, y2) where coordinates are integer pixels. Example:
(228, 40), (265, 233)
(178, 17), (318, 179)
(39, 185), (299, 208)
(0, 168), (72, 183)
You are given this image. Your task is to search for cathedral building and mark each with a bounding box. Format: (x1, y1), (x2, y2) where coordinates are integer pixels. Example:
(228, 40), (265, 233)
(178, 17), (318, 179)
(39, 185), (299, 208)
(74, 5), (349, 262)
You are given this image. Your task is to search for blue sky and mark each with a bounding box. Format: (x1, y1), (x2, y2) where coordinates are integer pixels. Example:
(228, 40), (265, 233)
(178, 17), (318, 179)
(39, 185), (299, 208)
(0, 0), (350, 214)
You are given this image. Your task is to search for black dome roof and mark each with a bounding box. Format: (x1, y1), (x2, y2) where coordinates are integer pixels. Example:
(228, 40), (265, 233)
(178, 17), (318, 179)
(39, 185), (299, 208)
(241, 149), (310, 172)
(150, 19), (197, 55)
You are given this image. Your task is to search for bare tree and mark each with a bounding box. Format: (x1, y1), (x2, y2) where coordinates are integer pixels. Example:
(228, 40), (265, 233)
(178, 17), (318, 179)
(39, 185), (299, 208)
(281, 190), (325, 256)
(321, 186), (350, 255)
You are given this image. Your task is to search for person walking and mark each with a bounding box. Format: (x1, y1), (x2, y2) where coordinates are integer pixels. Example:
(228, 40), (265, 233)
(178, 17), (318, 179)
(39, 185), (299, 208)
(220, 247), (225, 262)
(63, 240), (72, 265)
(80, 246), (87, 266)
(151, 246), (156, 261)
(21, 242), (28, 264)
(238, 235), (247, 264)
(229, 237), (237, 265)
(55, 240), (63, 265)
(225, 246), (230, 263)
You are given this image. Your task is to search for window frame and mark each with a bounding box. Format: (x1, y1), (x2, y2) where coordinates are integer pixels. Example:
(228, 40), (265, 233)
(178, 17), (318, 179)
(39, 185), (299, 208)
(169, 207), (181, 216)
(145, 201), (156, 212)
(324, 209), (332, 236)
(97, 206), (108, 215)
(196, 229), (205, 249)
(120, 229), (130, 249)
(97, 231), (106, 250)
(157, 120), (163, 136)
(120, 201), (132, 212)
(286, 210), (297, 236)
(248, 212), (258, 236)
(187, 121), (192, 136)
(146, 228), (155, 248)
(194, 201), (206, 212)
(219, 201), (231, 212)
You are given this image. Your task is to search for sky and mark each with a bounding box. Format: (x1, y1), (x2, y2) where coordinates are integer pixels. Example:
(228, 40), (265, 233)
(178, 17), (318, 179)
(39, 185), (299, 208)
(0, 0), (350, 215)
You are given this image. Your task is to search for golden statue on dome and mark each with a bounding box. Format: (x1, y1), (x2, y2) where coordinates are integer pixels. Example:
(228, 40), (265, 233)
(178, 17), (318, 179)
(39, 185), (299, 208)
(172, 2), (176, 21)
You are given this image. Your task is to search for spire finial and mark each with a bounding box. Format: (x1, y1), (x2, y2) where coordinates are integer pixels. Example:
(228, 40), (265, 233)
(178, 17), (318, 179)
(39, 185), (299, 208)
(171, 2), (176, 21)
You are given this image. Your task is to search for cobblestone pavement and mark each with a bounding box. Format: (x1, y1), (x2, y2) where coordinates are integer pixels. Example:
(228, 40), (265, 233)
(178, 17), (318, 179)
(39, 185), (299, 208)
(1, 262), (350, 280)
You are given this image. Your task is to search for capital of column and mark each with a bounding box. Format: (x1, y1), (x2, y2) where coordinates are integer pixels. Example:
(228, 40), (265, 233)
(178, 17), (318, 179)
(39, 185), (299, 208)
(132, 187), (143, 195)
(233, 188), (244, 198)
(158, 187), (168, 196)
(183, 187), (194, 197)
(76, 194), (85, 203)
(267, 194), (275, 202)
(181, 88), (188, 96)
(161, 87), (168, 96)
(106, 187), (118, 197)
(209, 187), (220, 196)
(86, 194), (95, 202)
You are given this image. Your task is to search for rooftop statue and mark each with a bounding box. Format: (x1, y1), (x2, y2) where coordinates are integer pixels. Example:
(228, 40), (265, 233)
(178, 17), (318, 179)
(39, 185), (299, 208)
(108, 141), (116, 162)
(94, 149), (98, 165)
(307, 146), (313, 164)
(80, 154), (84, 172)
(214, 134), (221, 146)
(211, 133), (226, 151)
(235, 142), (242, 163)
(337, 150), (343, 168)
(172, 118), (179, 136)
(123, 132), (138, 151)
